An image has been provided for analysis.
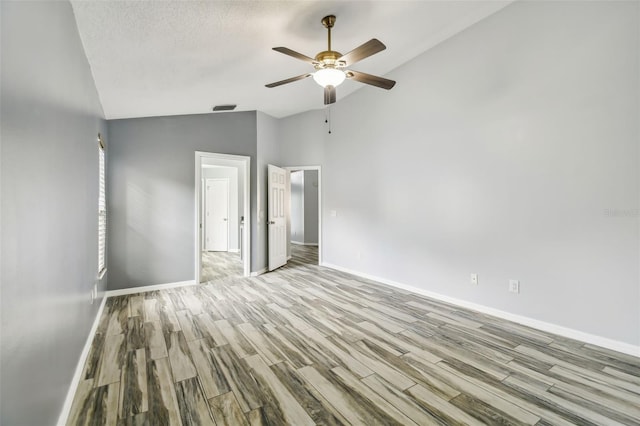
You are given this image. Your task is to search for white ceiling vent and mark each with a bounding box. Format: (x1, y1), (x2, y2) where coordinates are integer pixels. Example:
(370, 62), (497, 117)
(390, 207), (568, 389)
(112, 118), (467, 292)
(212, 104), (237, 112)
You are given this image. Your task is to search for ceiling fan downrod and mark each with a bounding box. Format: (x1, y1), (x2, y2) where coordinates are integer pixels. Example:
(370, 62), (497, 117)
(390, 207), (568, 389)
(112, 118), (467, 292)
(321, 15), (336, 52)
(316, 15), (341, 68)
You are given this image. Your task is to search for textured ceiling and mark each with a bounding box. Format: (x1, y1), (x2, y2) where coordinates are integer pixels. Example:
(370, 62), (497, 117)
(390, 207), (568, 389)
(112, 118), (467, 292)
(71, 1), (510, 119)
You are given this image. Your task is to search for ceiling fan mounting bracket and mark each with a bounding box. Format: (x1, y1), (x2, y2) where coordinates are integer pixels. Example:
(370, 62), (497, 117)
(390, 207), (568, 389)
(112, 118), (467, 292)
(321, 15), (336, 29)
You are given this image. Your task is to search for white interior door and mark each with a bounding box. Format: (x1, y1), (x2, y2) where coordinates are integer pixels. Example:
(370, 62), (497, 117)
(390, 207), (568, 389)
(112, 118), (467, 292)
(268, 165), (288, 271)
(205, 178), (229, 251)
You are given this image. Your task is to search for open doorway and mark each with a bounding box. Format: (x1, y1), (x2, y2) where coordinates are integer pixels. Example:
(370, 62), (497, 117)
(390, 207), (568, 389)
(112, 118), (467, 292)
(195, 152), (250, 282)
(284, 166), (321, 266)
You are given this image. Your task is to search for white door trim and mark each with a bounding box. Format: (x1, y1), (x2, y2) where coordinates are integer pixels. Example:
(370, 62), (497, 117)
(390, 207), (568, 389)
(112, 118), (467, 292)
(195, 151), (251, 280)
(283, 166), (322, 265)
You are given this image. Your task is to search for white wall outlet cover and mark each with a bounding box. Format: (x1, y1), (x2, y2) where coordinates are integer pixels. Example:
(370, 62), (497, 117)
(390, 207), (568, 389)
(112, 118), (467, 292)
(471, 274), (478, 285)
(509, 279), (520, 293)
(330, 210), (337, 217)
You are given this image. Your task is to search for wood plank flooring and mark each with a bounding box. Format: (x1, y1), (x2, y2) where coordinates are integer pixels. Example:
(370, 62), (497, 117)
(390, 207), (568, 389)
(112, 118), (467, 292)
(201, 251), (244, 283)
(69, 245), (640, 425)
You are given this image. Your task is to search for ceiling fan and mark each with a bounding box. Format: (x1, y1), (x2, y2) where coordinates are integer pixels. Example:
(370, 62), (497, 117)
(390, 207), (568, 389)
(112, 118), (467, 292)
(265, 15), (396, 105)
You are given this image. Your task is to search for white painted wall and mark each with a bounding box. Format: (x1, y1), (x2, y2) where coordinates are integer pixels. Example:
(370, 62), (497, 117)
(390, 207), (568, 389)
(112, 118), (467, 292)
(291, 171), (305, 243)
(203, 166), (240, 251)
(279, 1), (640, 346)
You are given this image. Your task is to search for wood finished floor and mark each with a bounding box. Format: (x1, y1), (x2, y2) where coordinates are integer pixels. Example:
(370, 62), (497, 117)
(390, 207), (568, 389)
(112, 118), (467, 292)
(201, 251), (244, 283)
(69, 245), (640, 425)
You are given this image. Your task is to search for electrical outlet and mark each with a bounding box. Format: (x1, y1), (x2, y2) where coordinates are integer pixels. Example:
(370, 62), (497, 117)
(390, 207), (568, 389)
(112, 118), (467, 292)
(509, 279), (520, 294)
(471, 273), (478, 285)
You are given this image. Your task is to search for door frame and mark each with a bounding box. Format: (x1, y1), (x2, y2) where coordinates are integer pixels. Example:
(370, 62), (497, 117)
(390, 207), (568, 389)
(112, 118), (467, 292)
(205, 177), (230, 252)
(283, 166), (322, 265)
(195, 151), (251, 280)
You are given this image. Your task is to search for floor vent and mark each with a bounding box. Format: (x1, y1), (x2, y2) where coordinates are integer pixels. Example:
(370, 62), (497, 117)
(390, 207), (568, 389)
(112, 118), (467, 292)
(212, 104), (237, 112)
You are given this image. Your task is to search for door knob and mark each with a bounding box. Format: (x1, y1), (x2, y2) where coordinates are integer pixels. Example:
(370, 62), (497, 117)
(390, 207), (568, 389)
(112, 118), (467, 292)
(223, 218), (227, 221)
(269, 221), (276, 225)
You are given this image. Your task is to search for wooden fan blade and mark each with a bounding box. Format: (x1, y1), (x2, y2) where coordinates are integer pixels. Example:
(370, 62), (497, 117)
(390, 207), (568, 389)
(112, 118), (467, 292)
(265, 73), (312, 88)
(346, 70), (396, 90)
(324, 85), (336, 105)
(272, 47), (317, 64)
(338, 39), (386, 66)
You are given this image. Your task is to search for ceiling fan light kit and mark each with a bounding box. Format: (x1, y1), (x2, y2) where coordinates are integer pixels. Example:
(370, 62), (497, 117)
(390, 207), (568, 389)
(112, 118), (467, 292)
(266, 14), (396, 105)
(313, 68), (345, 87)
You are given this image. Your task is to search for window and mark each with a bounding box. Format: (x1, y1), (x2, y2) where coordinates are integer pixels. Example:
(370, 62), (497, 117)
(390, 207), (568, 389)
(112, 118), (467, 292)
(98, 134), (106, 276)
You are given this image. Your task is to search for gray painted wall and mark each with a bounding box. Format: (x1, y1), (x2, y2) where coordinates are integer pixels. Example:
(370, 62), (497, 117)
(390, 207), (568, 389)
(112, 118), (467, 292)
(279, 110), (326, 167)
(291, 171), (304, 243)
(279, 1), (640, 346)
(1, 1), (107, 424)
(256, 111), (281, 271)
(107, 111), (258, 289)
(303, 170), (319, 245)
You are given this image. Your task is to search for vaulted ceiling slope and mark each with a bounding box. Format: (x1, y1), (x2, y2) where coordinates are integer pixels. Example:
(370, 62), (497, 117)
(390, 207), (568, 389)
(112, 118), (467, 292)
(71, 1), (510, 120)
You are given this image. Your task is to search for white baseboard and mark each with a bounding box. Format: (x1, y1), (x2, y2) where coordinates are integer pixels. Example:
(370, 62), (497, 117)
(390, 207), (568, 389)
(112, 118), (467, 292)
(250, 267), (267, 277)
(105, 280), (196, 297)
(57, 295), (108, 426)
(321, 262), (640, 358)
(228, 249), (240, 253)
(291, 241), (319, 246)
